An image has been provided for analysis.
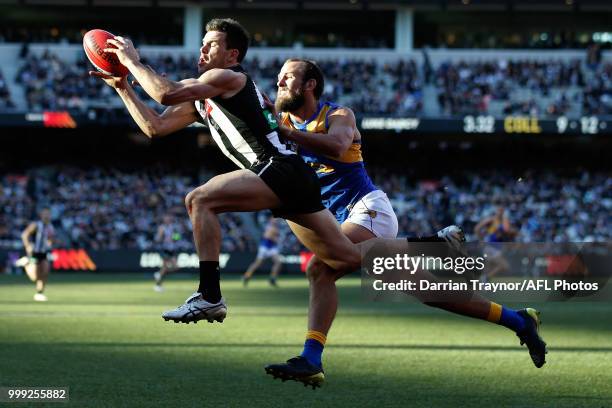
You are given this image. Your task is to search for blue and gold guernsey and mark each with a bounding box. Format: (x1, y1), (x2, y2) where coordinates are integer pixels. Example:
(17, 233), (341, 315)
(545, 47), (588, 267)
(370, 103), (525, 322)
(280, 101), (377, 223)
(485, 216), (513, 244)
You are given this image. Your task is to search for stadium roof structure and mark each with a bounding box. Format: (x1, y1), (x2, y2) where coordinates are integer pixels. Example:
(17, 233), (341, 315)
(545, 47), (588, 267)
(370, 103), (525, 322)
(3, 0), (612, 11)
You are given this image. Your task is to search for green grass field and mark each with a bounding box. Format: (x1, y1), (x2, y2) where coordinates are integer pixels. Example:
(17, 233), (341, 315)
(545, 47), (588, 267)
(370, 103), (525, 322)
(1, 272), (611, 408)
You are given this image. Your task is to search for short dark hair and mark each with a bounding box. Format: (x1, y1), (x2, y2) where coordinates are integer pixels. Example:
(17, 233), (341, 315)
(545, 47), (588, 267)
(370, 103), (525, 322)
(286, 58), (324, 99)
(205, 18), (250, 62)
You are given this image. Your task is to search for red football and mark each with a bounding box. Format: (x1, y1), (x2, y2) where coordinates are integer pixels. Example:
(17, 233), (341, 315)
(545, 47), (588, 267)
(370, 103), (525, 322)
(83, 29), (129, 77)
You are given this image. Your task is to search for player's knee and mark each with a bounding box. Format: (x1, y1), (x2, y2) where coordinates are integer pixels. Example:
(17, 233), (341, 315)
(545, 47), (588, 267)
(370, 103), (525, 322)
(307, 256), (349, 283)
(186, 186), (215, 212)
(306, 257), (330, 283)
(184, 190), (195, 213)
(335, 251), (361, 274)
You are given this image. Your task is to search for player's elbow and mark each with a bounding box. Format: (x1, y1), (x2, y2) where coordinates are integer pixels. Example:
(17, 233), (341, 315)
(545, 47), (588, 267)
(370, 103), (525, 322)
(159, 81), (197, 106)
(328, 140), (351, 158)
(159, 93), (175, 106)
(159, 88), (191, 106)
(328, 144), (344, 157)
(143, 120), (169, 139)
(142, 125), (161, 139)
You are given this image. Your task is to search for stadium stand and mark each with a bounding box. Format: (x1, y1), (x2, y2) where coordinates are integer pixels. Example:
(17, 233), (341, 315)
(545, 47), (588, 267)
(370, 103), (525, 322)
(0, 22), (609, 254)
(0, 166), (257, 253)
(10, 50), (424, 115)
(434, 59), (584, 117)
(5, 47), (608, 118)
(15, 50), (95, 111)
(373, 170), (611, 243)
(0, 69), (15, 110)
(1, 167), (609, 253)
(583, 62), (612, 115)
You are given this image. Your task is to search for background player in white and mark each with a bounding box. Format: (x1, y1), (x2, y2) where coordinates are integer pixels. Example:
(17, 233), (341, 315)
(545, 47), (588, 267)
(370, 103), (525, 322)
(18, 208), (55, 301)
(242, 216), (283, 287)
(153, 215), (181, 292)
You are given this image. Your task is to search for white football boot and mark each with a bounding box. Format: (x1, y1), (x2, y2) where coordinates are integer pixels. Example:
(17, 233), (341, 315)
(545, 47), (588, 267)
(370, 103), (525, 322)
(15, 256), (30, 267)
(437, 225), (467, 256)
(162, 292), (227, 324)
(34, 293), (48, 302)
(153, 272), (163, 292)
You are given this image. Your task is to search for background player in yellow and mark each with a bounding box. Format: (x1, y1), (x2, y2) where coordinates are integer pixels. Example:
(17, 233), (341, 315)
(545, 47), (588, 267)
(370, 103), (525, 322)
(474, 205), (519, 282)
(242, 216), (283, 287)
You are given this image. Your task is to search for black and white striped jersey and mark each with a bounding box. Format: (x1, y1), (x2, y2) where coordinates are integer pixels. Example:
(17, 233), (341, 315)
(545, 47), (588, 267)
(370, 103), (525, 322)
(195, 65), (294, 169)
(158, 224), (178, 251)
(33, 221), (54, 253)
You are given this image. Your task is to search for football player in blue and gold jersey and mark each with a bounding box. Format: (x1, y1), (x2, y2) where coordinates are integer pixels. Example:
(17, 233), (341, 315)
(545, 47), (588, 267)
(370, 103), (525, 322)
(474, 205), (519, 282)
(264, 59), (546, 388)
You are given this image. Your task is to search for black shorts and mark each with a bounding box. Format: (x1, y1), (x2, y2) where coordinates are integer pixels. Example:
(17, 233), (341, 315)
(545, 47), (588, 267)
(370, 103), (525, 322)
(162, 249), (177, 260)
(32, 252), (49, 262)
(250, 154), (324, 218)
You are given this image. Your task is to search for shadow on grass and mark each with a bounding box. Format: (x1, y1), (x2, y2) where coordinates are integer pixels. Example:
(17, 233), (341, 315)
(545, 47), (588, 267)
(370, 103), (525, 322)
(1, 342), (610, 408)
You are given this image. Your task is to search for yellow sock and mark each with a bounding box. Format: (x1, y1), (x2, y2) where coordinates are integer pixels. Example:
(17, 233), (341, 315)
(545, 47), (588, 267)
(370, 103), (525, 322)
(306, 330), (327, 345)
(487, 302), (503, 323)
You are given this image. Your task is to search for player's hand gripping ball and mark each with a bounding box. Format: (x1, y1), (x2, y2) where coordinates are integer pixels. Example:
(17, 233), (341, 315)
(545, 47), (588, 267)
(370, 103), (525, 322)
(83, 29), (129, 77)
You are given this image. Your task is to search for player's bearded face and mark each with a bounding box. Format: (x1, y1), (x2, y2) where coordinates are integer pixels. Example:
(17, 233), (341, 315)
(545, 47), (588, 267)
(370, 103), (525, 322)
(275, 84), (305, 113)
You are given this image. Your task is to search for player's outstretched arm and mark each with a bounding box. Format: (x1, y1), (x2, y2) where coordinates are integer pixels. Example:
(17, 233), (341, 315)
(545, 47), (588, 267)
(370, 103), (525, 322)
(118, 89), (198, 138)
(282, 107), (355, 158)
(155, 68), (246, 106)
(90, 72), (198, 138)
(104, 37), (244, 106)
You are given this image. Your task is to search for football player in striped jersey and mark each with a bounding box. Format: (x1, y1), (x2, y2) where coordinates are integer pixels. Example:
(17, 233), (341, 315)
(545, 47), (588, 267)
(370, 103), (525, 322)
(18, 208), (55, 302)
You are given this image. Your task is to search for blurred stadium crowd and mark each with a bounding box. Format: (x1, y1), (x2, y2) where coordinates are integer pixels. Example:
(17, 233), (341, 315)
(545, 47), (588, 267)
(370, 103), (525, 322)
(1, 166), (609, 254)
(373, 170), (610, 243)
(434, 59), (584, 116)
(3, 49), (612, 117)
(0, 26), (604, 49)
(0, 166), (255, 253)
(0, 69), (15, 110)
